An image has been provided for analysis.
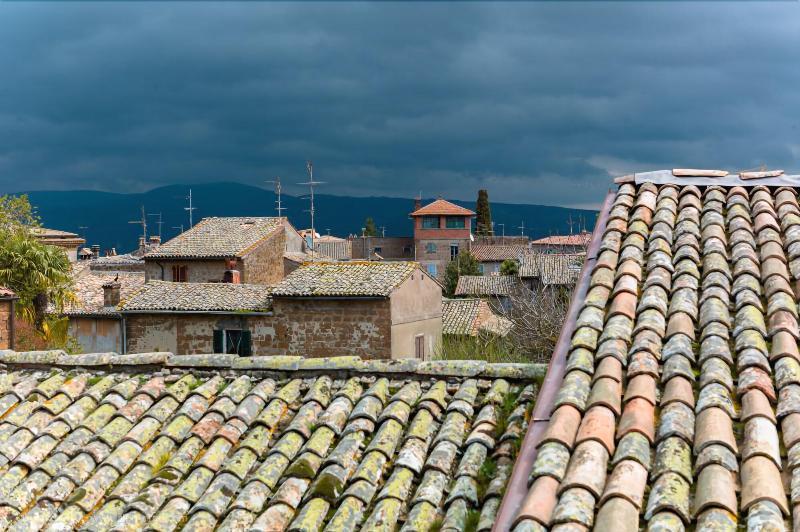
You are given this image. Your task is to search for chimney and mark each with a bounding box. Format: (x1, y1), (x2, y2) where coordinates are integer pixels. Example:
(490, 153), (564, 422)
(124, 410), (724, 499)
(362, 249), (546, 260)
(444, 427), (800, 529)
(138, 236), (146, 251)
(91, 245), (100, 260)
(223, 258), (241, 284)
(149, 235), (161, 246)
(414, 197), (422, 212)
(102, 281), (121, 308)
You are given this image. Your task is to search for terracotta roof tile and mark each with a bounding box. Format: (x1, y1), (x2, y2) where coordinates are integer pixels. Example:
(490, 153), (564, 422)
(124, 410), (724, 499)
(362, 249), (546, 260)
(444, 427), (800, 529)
(146, 217), (285, 259)
(409, 199), (475, 217)
(119, 280), (272, 312)
(0, 351), (541, 531)
(454, 275), (521, 297)
(272, 261), (420, 297)
(504, 179), (800, 530)
(442, 298), (513, 337)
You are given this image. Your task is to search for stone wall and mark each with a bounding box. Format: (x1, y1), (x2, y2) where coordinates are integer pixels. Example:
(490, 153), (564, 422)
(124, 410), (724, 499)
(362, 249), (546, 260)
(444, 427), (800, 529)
(125, 313), (278, 355)
(271, 298), (393, 359)
(144, 259), (230, 283)
(351, 237), (414, 260)
(241, 230), (286, 285)
(0, 299), (13, 350)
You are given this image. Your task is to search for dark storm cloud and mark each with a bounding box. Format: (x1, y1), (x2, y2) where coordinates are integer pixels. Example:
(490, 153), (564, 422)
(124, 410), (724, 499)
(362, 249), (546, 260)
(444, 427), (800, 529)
(0, 2), (798, 208)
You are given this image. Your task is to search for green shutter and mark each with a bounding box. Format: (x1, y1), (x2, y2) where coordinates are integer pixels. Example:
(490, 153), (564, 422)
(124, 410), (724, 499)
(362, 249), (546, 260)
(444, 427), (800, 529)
(213, 330), (224, 353)
(240, 331), (252, 357)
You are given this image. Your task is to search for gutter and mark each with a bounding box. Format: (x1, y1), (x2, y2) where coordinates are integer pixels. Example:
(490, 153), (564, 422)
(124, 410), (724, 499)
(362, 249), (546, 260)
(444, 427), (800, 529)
(120, 310), (274, 316)
(493, 189), (616, 532)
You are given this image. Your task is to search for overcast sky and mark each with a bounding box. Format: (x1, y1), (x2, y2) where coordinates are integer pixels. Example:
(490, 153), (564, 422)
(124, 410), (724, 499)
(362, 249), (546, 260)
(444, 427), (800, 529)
(1, 3), (798, 208)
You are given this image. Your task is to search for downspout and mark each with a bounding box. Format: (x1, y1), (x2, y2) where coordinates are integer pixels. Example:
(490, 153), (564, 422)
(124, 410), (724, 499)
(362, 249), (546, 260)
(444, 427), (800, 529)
(492, 189), (616, 532)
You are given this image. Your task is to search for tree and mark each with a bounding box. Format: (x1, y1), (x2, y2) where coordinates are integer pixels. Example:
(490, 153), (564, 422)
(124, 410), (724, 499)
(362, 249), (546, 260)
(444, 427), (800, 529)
(0, 195), (74, 333)
(475, 189), (492, 236)
(443, 251), (480, 297)
(500, 258), (519, 276)
(363, 217), (378, 237)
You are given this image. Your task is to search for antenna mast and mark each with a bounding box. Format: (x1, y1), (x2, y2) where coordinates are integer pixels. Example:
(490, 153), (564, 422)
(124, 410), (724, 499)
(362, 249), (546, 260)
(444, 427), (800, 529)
(184, 189), (196, 228)
(298, 160), (326, 260)
(518, 220), (526, 237)
(128, 205), (148, 241)
(148, 212), (163, 239)
(267, 177), (287, 217)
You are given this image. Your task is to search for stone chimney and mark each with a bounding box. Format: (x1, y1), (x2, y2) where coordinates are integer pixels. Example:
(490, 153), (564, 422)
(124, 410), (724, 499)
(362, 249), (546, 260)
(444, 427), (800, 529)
(102, 281), (121, 308)
(149, 235), (161, 246)
(91, 245), (100, 260)
(223, 258), (241, 284)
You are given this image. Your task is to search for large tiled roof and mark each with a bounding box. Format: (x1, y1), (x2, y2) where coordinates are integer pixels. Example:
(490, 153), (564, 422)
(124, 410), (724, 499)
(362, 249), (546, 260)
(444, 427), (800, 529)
(442, 298), (513, 337)
(508, 177), (800, 530)
(471, 245), (529, 262)
(313, 240), (352, 260)
(119, 281), (272, 312)
(145, 217), (284, 259)
(518, 253), (584, 285)
(410, 199), (476, 217)
(0, 350), (542, 532)
(272, 261), (419, 297)
(455, 275), (519, 297)
(530, 231), (592, 247)
(65, 263), (146, 316)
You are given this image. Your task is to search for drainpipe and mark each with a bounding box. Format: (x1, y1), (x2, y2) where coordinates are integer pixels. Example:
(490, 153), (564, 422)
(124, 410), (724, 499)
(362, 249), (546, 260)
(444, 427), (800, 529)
(492, 189), (616, 531)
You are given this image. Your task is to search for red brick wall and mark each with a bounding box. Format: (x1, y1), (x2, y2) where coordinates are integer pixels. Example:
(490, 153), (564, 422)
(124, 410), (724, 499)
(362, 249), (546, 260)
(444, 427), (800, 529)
(272, 298), (392, 359)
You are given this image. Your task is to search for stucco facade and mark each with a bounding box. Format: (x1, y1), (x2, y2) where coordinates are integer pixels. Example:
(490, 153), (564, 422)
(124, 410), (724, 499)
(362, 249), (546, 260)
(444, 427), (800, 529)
(69, 316), (122, 353)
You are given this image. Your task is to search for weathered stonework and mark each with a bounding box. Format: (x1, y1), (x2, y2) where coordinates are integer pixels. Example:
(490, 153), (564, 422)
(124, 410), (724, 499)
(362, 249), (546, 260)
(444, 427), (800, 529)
(0, 298), (13, 350)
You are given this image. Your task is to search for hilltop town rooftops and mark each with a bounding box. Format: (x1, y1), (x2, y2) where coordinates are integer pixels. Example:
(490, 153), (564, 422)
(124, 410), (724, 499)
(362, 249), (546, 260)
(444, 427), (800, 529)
(30, 227), (83, 239)
(410, 199), (476, 217)
(529, 231), (592, 247)
(145, 217), (285, 259)
(119, 280), (273, 312)
(518, 253), (584, 285)
(500, 171), (800, 531)
(0, 349), (542, 532)
(64, 263), (146, 316)
(470, 244), (529, 262)
(442, 298), (513, 337)
(272, 261), (420, 298)
(455, 275), (519, 297)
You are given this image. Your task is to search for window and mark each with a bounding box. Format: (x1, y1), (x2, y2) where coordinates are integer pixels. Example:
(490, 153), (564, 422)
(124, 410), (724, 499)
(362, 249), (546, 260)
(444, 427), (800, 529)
(426, 264), (437, 276)
(446, 216), (465, 229)
(450, 244), (459, 260)
(422, 216), (440, 229)
(373, 247), (382, 254)
(425, 243), (437, 254)
(415, 335), (425, 360)
(171, 265), (188, 282)
(403, 245), (413, 255)
(214, 329), (252, 356)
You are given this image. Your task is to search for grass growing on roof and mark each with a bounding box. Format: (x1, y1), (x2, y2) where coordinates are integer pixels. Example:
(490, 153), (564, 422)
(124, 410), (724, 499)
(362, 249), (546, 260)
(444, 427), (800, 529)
(435, 335), (534, 363)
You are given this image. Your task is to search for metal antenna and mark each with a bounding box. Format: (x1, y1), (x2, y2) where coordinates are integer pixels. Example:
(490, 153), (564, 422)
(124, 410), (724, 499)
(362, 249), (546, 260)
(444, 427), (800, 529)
(148, 212), (163, 238)
(518, 220), (526, 237)
(128, 205), (148, 241)
(267, 177), (287, 217)
(172, 225), (184, 235)
(298, 160), (326, 260)
(380, 226), (386, 238)
(78, 226), (89, 243)
(567, 214), (574, 235)
(184, 189), (196, 228)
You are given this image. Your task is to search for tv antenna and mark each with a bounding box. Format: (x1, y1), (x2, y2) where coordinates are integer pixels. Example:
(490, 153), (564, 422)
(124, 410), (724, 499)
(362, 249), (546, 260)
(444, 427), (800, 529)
(518, 220), (526, 237)
(128, 205), (148, 241)
(567, 214), (575, 235)
(148, 212), (163, 239)
(267, 177), (287, 218)
(172, 225), (184, 235)
(184, 189), (196, 228)
(380, 226), (386, 238)
(298, 160), (325, 259)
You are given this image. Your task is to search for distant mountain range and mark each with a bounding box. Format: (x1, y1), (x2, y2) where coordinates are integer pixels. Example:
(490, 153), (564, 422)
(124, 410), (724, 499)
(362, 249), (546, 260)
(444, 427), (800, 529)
(20, 182), (598, 253)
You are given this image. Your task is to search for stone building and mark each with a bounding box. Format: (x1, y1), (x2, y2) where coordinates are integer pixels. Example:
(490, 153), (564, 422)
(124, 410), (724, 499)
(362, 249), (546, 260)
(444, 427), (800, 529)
(410, 198), (475, 278)
(350, 236), (414, 260)
(63, 263), (146, 353)
(529, 230), (591, 253)
(518, 252), (584, 291)
(471, 244), (529, 275)
(31, 227), (86, 261)
(144, 217), (304, 284)
(442, 297), (513, 338)
(272, 261), (442, 359)
(120, 281), (275, 355)
(0, 287), (17, 350)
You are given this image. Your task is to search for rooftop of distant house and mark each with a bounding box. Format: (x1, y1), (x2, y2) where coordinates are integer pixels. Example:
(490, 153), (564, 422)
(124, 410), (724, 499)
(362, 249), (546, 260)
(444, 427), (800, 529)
(529, 230), (592, 247)
(471, 244), (529, 262)
(30, 226), (86, 245)
(442, 297), (513, 337)
(64, 263), (146, 316)
(410, 198), (476, 217)
(119, 280), (273, 313)
(0, 348), (541, 532)
(500, 167), (800, 531)
(0, 286), (16, 299)
(518, 253), (585, 285)
(455, 275), (520, 297)
(272, 261), (421, 298)
(145, 217), (286, 259)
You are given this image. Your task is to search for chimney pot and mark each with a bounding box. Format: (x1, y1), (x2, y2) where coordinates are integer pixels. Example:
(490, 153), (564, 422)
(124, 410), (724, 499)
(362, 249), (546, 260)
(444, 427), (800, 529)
(149, 236), (161, 245)
(102, 281), (121, 307)
(91, 245), (100, 260)
(223, 270), (241, 284)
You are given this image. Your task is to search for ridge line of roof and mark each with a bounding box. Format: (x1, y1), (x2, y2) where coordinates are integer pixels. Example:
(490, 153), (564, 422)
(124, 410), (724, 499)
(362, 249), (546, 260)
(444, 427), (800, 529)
(0, 349), (545, 381)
